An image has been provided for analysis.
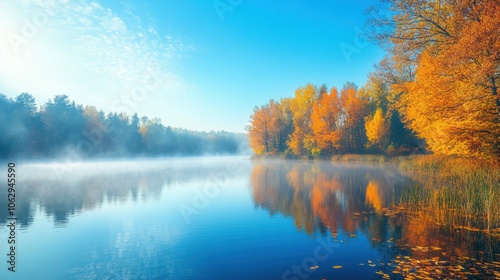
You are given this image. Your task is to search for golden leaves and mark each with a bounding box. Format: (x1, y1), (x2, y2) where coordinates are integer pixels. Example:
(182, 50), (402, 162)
(365, 108), (390, 151)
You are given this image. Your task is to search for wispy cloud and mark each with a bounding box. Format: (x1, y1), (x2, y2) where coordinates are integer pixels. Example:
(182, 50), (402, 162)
(0, 0), (193, 109)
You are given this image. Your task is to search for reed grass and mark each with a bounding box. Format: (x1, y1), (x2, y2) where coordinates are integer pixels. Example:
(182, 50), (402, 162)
(396, 155), (500, 231)
(330, 154), (388, 164)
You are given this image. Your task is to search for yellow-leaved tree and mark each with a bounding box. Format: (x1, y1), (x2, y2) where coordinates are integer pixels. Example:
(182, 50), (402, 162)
(288, 84), (316, 155)
(365, 108), (390, 152)
(367, 0), (500, 158)
(400, 51), (500, 158)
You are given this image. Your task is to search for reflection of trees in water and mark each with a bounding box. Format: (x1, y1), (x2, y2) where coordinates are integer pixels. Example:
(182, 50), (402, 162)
(250, 160), (403, 235)
(0, 160), (242, 228)
(397, 210), (500, 262)
(250, 160), (500, 266)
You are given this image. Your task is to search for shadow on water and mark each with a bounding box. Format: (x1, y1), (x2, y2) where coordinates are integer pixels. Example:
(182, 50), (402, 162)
(249, 159), (500, 279)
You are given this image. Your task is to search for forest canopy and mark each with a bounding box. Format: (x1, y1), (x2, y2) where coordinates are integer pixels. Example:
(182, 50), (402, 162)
(248, 0), (500, 160)
(0, 93), (248, 159)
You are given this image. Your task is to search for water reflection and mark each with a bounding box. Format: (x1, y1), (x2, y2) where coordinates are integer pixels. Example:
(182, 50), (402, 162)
(1, 158), (498, 279)
(250, 160), (500, 278)
(0, 157), (244, 228)
(250, 160), (405, 235)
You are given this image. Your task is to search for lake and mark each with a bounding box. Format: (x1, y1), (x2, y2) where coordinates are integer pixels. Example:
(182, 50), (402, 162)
(1, 156), (499, 279)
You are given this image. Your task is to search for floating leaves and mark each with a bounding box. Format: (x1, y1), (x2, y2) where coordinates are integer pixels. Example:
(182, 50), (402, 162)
(375, 270), (391, 279)
(410, 245), (441, 253)
(332, 265), (343, 269)
(391, 253), (500, 279)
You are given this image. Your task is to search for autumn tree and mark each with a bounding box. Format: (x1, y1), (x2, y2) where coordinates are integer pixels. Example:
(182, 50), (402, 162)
(361, 72), (419, 153)
(400, 51), (500, 157)
(365, 108), (390, 152)
(288, 84), (316, 155)
(367, 0), (500, 158)
(310, 87), (342, 155)
(338, 83), (369, 153)
(271, 98), (294, 153)
(247, 105), (272, 155)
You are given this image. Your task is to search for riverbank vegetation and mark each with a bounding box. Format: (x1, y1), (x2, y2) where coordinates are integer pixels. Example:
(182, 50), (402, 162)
(397, 155), (500, 232)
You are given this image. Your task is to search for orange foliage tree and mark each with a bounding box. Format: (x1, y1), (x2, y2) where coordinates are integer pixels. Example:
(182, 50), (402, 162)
(338, 83), (369, 153)
(310, 87), (342, 155)
(400, 51), (500, 157)
(247, 104), (272, 155)
(247, 99), (294, 155)
(368, 0), (500, 158)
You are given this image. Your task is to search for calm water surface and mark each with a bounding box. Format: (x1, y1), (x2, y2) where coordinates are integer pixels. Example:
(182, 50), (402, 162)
(1, 156), (499, 279)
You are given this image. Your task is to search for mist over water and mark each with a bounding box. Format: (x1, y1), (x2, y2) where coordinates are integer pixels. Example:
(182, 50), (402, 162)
(0, 157), (498, 279)
(0, 156), (248, 227)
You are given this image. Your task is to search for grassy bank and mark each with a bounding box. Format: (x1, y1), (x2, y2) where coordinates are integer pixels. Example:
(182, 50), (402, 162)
(395, 155), (500, 232)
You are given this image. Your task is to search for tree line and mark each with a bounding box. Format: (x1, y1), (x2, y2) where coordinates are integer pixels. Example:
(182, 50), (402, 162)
(248, 0), (500, 159)
(247, 83), (418, 157)
(0, 93), (247, 159)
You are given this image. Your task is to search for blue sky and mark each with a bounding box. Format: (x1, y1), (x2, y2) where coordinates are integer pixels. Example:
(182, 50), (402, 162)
(0, 0), (384, 133)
